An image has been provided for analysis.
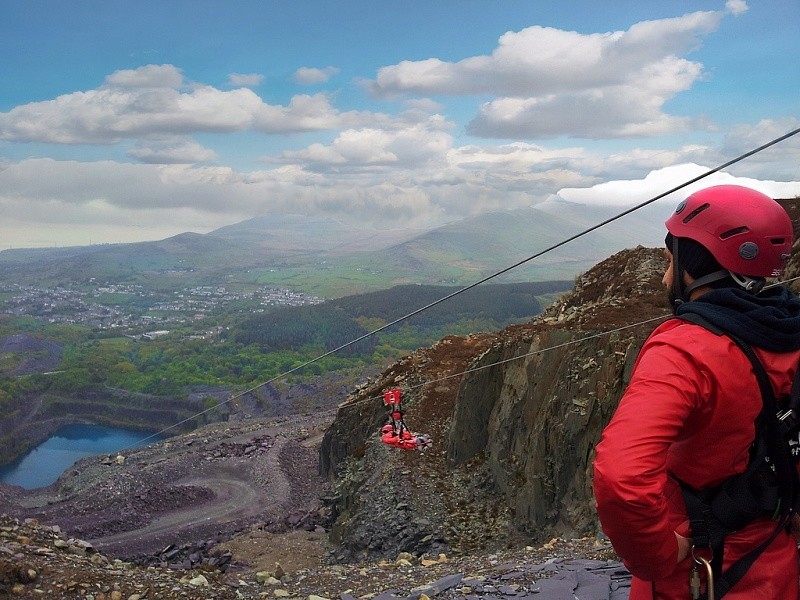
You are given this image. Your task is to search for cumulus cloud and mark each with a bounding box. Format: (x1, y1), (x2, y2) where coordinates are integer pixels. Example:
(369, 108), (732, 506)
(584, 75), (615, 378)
(1, 118), (797, 249)
(293, 66), (340, 85)
(271, 121), (453, 171)
(0, 64), (371, 147)
(252, 93), (369, 133)
(105, 64), (184, 88)
(127, 137), (217, 164)
(226, 72), (265, 87)
(556, 162), (800, 209)
(726, 0), (748, 16)
(369, 12), (721, 98)
(368, 10), (725, 139)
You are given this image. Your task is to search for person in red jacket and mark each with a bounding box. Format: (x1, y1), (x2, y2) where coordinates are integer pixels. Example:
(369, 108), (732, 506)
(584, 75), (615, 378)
(593, 185), (800, 599)
(380, 423), (431, 450)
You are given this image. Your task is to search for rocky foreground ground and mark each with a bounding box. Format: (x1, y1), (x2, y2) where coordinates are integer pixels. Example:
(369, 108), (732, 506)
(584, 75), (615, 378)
(0, 513), (630, 599)
(0, 409), (632, 599)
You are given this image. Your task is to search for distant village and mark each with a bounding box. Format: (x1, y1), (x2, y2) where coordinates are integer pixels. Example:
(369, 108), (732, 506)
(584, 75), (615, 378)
(0, 282), (325, 339)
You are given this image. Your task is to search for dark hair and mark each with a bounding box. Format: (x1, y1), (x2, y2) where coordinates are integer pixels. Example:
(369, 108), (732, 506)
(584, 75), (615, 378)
(665, 233), (733, 288)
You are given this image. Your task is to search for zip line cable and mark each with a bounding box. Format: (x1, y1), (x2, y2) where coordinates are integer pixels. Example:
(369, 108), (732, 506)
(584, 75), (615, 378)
(321, 273), (800, 413)
(122, 270), (800, 450)
(765, 274), (800, 290)
(324, 272), (800, 412)
(119, 312), (671, 451)
(334, 314), (673, 413)
(117, 126), (800, 451)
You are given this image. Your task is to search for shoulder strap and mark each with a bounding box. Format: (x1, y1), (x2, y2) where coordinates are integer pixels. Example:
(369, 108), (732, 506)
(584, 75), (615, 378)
(720, 330), (795, 515)
(781, 361), (800, 452)
(675, 314), (799, 599)
(676, 315), (791, 487)
(676, 312), (724, 335)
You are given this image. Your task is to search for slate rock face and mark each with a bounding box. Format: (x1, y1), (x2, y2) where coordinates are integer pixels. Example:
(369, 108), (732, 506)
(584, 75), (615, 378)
(320, 248), (666, 560)
(447, 326), (641, 537)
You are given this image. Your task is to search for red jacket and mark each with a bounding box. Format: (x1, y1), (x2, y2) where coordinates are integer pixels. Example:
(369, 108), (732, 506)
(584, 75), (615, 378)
(594, 319), (800, 599)
(381, 428), (426, 450)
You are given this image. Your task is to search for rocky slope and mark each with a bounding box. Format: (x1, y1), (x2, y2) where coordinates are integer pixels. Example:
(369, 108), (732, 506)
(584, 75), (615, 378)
(1, 512), (633, 599)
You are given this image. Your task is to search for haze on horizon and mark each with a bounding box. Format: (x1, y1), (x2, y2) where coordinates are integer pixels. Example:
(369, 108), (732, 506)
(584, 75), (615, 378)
(1, 0), (799, 250)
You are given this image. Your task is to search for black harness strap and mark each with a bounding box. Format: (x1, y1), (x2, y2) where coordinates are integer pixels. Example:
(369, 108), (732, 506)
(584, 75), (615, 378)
(711, 337), (792, 599)
(676, 313), (799, 599)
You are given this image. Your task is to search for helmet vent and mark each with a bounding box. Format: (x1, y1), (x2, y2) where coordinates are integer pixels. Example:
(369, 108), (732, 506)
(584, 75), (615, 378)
(682, 203), (710, 223)
(770, 237), (787, 245)
(719, 226), (749, 240)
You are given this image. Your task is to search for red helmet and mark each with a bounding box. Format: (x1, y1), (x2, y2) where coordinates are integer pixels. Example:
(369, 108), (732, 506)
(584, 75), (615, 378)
(665, 185), (793, 278)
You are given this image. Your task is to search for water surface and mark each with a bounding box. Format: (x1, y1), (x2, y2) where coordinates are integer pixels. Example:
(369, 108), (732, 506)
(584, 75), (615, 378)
(0, 424), (159, 490)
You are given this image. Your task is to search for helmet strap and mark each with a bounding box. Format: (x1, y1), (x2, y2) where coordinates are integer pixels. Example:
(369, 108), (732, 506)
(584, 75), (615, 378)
(730, 272), (766, 294)
(670, 235), (688, 308)
(683, 269), (730, 299)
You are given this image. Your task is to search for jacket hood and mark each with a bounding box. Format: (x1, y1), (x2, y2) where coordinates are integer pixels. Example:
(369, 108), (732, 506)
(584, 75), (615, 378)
(676, 285), (800, 352)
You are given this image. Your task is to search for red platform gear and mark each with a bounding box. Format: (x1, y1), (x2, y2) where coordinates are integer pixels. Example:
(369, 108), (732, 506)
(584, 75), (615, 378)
(379, 388), (432, 450)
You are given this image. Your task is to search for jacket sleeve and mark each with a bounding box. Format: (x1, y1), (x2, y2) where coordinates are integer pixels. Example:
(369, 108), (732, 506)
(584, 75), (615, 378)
(593, 332), (707, 581)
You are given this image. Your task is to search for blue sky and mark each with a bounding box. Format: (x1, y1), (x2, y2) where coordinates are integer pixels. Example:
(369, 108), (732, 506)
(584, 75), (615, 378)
(1, 0), (798, 248)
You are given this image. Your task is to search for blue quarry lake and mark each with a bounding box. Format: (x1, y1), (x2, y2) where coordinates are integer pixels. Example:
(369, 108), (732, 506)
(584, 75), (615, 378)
(0, 424), (160, 490)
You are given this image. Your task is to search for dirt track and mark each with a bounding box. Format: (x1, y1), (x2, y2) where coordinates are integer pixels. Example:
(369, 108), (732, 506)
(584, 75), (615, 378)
(89, 473), (271, 555)
(0, 412), (333, 561)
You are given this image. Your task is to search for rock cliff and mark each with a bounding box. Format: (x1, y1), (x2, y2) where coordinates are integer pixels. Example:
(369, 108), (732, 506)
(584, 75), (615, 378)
(319, 247), (667, 562)
(447, 248), (666, 539)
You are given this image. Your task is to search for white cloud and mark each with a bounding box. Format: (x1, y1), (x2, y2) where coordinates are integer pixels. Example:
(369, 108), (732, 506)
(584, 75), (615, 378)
(467, 79), (700, 139)
(272, 121), (452, 171)
(105, 64), (184, 88)
(293, 66), (340, 85)
(226, 72), (265, 87)
(252, 93), (365, 133)
(370, 12), (720, 98)
(0, 64), (371, 147)
(726, 0), (748, 16)
(127, 137), (217, 164)
(556, 163), (800, 208)
(368, 10), (724, 139)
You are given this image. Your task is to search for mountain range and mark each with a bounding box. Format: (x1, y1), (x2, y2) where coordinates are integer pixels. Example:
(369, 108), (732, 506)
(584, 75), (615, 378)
(0, 199), (669, 296)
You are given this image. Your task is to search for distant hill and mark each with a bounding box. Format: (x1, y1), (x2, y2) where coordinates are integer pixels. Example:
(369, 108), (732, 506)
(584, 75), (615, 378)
(208, 214), (423, 253)
(0, 204), (669, 294)
(364, 202), (668, 283)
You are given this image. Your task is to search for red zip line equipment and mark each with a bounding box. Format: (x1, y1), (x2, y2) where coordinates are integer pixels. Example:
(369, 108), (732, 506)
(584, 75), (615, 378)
(380, 388), (432, 450)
